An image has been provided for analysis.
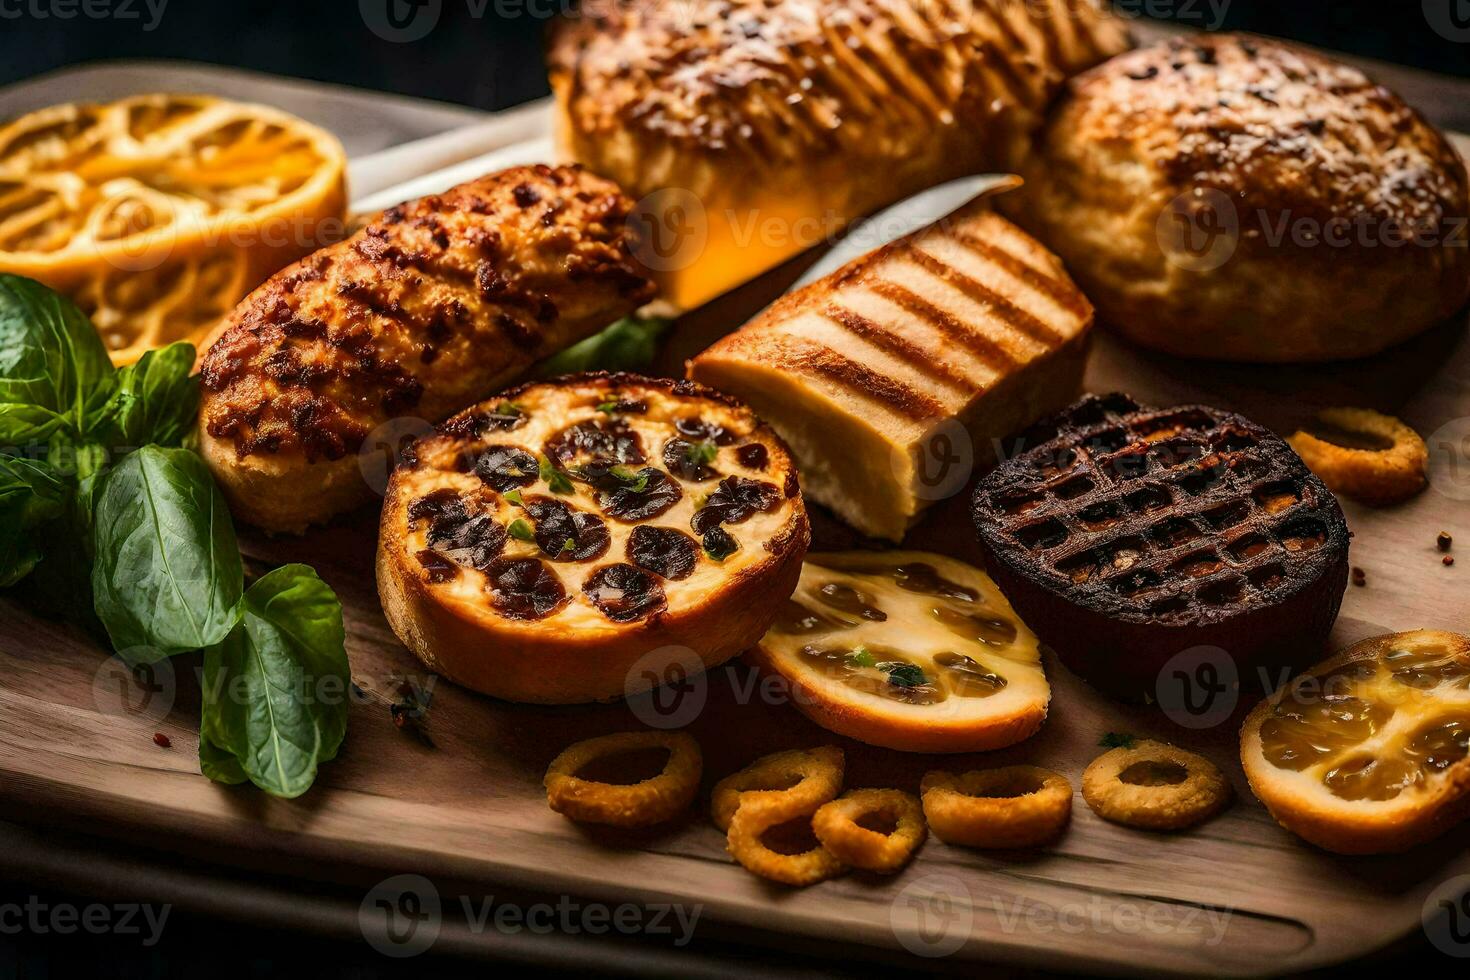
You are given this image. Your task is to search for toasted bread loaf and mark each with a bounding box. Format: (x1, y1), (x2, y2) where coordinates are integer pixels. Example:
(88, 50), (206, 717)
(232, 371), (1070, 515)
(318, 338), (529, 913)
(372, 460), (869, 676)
(689, 206), (1092, 541)
(378, 374), (809, 703)
(549, 0), (1129, 309)
(197, 165), (655, 533)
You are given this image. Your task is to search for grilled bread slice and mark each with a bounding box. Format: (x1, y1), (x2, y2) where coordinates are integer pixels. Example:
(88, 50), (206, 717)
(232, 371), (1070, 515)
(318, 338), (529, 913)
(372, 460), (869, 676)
(689, 206), (1093, 541)
(198, 165), (655, 533)
(378, 374), (809, 703)
(549, 0), (1130, 309)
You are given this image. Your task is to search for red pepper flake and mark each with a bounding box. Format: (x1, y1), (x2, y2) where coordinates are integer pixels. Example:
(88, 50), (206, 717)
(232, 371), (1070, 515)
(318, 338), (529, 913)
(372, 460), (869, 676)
(152, 733), (172, 749)
(1445, 555), (1456, 567)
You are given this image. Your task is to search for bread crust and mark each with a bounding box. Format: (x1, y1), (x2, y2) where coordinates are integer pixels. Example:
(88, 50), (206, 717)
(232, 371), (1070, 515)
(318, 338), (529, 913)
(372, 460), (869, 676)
(377, 374), (809, 704)
(549, 0), (1128, 306)
(197, 164), (654, 533)
(1004, 33), (1470, 362)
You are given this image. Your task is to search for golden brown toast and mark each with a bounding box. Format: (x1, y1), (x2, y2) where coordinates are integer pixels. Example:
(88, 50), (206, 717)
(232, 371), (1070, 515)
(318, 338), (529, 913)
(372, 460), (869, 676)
(689, 206), (1092, 541)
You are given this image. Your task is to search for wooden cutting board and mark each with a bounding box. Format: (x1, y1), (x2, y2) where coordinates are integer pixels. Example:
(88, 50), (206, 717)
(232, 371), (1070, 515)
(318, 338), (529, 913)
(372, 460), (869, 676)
(2, 247), (1468, 974)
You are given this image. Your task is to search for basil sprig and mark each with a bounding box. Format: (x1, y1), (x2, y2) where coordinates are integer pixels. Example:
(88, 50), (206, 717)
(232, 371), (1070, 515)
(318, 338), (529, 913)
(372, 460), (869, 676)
(0, 274), (349, 798)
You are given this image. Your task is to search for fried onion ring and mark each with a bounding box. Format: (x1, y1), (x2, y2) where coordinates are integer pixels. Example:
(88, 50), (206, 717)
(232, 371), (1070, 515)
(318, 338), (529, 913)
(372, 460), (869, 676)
(709, 745), (844, 832)
(1082, 740), (1230, 831)
(812, 789), (926, 873)
(920, 766), (1072, 848)
(726, 785), (847, 886)
(1288, 408), (1428, 506)
(544, 730), (701, 827)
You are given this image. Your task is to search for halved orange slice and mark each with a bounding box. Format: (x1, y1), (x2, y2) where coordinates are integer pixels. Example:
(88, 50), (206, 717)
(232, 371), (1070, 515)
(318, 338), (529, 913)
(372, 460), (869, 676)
(0, 94), (346, 363)
(750, 551), (1050, 753)
(1241, 630), (1470, 854)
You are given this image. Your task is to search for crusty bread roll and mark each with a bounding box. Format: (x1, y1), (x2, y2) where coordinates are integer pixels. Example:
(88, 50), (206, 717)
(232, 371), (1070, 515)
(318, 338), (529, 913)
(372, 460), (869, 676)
(1002, 33), (1470, 362)
(197, 165), (655, 533)
(549, 0), (1129, 310)
(377, 374), (808, 704)
(689, 204), (1093, 542)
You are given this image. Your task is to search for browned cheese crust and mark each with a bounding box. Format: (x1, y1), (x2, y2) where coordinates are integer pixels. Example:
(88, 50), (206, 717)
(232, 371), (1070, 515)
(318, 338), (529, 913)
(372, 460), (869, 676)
(197, 164), (655, 531)
(377, 373), (809, 704)
(1004, 33), (1470, 362)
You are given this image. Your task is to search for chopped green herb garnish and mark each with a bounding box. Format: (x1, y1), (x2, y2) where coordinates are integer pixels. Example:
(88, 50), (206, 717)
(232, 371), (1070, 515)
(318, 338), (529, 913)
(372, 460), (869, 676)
(686, 440), (718, 467)
(847, 647), (876, 669)
(507, 518), (535, 542)
(595, 399), (621, 414)
(503, 489), (523, 506)
(562, 537), (576, 553)
(883, 663), (927, 688)
(609, 465), (650, 493)
(1098, 732), (1137, 749)
(493, 401), (525, 417)
(539, 456), (575, 494)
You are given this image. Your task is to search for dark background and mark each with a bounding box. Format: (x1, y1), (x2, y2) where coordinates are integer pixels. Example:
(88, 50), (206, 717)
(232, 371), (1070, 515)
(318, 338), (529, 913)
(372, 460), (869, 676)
(1, 0), (1468, 113)
(2, 0), (1468, 977)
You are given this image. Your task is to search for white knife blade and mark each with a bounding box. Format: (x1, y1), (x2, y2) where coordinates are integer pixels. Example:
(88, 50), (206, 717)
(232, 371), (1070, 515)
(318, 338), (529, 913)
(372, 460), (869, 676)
(790, 173), (1023, 292)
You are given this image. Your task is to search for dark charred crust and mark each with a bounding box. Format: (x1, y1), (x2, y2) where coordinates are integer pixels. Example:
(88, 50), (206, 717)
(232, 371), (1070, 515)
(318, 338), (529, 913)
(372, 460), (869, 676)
(971, 393), (1350, 700)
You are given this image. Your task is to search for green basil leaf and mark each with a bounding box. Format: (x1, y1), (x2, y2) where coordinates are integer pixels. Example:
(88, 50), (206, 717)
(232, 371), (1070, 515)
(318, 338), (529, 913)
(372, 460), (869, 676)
(93, 342), (199, 450)
(534, 315), (672, 378)
(198, 731), (249, 785)
(200, 564), (349, 798)
(0, 274), (115, 445)
(0, 455), (67, 587)
(92, 446), (243, 660)
(538, 456), (574, 494)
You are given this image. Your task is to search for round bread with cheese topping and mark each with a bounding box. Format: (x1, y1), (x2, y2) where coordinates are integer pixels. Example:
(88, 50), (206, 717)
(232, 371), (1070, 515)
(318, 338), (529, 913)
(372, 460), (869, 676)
(1003, 33), (1470, 362)
(377, 373), (809, 703)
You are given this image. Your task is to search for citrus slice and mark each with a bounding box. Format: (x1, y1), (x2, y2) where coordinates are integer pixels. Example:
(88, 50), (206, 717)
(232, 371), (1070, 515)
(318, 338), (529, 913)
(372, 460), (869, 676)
(750, 550), (1050, 753)
(0, 94), (346, 363)
(1241, 630), (1470, 854)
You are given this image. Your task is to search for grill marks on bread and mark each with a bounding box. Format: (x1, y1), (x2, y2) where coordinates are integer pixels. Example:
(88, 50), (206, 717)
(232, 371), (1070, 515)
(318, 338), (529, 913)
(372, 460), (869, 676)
(200, 165), (654, 462)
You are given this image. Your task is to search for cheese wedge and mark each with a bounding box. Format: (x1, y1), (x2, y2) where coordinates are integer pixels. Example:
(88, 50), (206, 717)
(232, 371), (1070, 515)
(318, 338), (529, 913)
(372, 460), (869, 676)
(688, 206), (1092, 541)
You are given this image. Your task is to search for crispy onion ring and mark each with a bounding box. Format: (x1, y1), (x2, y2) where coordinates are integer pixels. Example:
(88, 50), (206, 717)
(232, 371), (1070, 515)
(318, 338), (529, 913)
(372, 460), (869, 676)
(812, 789), (926, 874)
(726, 786), (847, 886)
(544, 730), (701, 827)
(1082, 740), (1230, 831)
(920, 766), (1072, 848)
(709, 745), (844, 832)
(1288, 408), (1428, 506)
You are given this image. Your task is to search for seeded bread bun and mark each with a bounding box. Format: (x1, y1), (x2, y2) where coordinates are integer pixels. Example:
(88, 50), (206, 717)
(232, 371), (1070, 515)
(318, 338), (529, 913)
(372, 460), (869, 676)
(1003, 33), (1470, 362)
